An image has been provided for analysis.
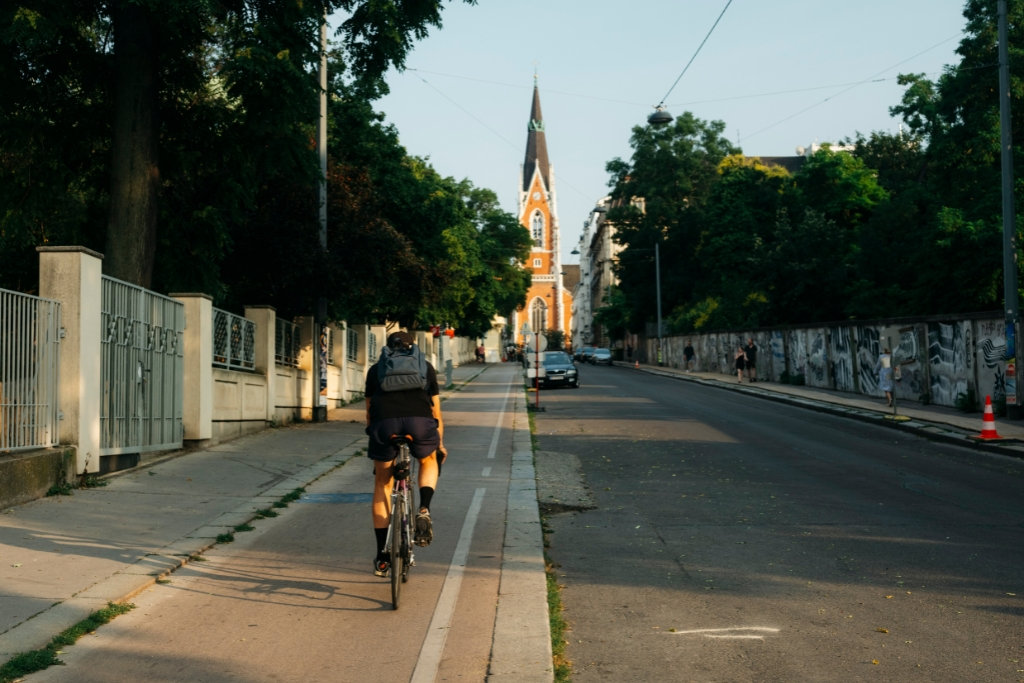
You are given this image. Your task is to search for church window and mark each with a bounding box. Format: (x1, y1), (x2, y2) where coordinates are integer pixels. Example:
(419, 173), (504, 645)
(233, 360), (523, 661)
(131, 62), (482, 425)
(531, 298), (548, 334)
(531, 210), (544, 248)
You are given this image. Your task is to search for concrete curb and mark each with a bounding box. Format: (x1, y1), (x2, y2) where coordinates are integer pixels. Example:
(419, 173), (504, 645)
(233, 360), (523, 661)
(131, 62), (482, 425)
(489, 379), (554, 682)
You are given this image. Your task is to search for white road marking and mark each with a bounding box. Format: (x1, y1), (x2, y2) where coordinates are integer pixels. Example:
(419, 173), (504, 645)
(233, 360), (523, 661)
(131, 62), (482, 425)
(411, 487), (487, 683)
(487, 383), (510, 459)
(482, 466), (491, 477)
(671, 626), (780, 640)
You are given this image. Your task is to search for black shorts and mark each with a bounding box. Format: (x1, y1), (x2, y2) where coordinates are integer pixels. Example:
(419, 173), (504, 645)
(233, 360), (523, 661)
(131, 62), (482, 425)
(366, 416), (440, 461)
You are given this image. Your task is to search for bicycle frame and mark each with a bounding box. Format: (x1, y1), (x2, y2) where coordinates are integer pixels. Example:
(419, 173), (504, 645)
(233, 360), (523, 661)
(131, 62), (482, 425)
(385, 437), (416, 609)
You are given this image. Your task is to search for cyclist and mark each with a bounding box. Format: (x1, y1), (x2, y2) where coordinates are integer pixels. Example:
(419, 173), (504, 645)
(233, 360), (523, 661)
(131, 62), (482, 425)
(365, 331), (447, 577)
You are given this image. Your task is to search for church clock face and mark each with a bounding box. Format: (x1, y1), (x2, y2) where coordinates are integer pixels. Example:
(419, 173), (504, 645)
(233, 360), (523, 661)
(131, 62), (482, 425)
(532, 192), (541, 200)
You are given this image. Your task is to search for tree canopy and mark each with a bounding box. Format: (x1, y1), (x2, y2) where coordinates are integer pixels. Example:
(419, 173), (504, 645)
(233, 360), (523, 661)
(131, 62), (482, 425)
(1, 0), (531, 336)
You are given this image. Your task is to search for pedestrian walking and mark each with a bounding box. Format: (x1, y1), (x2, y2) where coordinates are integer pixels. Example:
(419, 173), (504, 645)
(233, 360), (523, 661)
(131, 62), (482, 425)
(876, 347), (894, 407)
(744, 338), (758, 382)
(734, 345), (747, 382)
(684, 340), (695, 372)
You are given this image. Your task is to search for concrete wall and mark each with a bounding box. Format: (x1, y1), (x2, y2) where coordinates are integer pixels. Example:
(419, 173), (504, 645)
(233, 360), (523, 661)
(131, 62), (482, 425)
(652, 314), (1010, 410)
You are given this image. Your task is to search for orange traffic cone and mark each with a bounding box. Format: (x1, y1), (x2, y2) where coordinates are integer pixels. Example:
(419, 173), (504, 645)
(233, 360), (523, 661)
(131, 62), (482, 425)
(977, 395), (1002, 439)
(634, 360), (639, 369)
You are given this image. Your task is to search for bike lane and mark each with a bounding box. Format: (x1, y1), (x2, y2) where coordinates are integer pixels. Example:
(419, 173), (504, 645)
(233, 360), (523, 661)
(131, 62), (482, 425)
(25, 363), (550, 682)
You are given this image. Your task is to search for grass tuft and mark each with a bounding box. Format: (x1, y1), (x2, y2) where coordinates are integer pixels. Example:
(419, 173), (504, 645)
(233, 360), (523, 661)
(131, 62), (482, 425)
(0, 602), (134, 682)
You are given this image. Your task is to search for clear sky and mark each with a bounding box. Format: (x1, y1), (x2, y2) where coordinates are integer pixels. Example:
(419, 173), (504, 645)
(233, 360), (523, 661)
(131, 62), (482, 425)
(333, 1), (970, 265)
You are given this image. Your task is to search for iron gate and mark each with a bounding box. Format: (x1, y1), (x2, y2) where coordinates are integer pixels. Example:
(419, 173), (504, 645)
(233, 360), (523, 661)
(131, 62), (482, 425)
(0, 288), (61, 452)
(100, 276), (184, 455)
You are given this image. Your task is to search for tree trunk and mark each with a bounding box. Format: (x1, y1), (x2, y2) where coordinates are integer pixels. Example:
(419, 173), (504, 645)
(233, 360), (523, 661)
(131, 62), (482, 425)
(106, 2), (158, 288)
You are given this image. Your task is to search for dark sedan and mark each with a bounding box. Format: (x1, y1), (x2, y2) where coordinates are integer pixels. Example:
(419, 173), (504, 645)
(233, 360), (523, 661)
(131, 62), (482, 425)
(539, 351), (580, 388)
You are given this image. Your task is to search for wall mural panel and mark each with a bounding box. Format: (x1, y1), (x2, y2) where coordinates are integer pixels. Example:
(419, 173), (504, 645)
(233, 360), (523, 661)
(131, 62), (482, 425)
(892, 326), (923, 401)
(769, 330), (785, 381)
(927, 322), (969, 406)
(975, 319), (1006, 402)
(855, 327), (882, 397)
(806, 328), (828, 388)
(829, 326), (855, 392)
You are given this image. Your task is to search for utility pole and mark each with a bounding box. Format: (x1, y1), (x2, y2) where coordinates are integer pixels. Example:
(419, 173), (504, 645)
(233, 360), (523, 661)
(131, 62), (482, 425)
(312, 13), (328, 422)
(998, 0), (1019, 417)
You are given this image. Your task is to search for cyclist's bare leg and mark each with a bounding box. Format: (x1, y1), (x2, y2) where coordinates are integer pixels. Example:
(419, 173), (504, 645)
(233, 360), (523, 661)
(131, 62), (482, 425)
(372, 459), (395, 528)
(418, 452), (439, 494)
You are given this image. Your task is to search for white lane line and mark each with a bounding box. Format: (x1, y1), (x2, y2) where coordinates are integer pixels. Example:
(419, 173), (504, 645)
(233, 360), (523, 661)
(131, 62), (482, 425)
(411, 487), (486, 683)
(487, 383), (511, 459)
(482, 466), (491, 477)
(670, 626), (780, 640)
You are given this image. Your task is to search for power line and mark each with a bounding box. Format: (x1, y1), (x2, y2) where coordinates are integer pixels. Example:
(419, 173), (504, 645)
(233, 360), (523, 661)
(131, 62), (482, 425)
(654, 0), (734, 108)
(743, 33), (964, 143)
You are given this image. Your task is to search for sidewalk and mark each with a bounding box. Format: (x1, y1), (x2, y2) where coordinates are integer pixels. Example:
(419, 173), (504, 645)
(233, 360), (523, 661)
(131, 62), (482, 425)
(622, 360), (1024, 458)
(0, 363), (500, 666)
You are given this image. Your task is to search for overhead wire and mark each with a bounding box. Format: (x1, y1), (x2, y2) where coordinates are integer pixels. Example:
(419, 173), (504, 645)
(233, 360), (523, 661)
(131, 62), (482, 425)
(653, 0), (734, 108)
(741, 33), (964, 142)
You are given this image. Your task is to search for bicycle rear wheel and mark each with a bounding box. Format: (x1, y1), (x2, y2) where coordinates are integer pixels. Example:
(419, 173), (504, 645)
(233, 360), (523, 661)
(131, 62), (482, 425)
(401, 489), (413, 583)
(389, 489), (403, 609)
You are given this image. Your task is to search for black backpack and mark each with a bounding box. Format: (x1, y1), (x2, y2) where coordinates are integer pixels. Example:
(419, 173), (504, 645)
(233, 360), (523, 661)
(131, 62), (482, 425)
(377, 343), (429, 392)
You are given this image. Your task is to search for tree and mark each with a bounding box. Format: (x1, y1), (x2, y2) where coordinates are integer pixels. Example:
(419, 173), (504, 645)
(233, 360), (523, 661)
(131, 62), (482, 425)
(685, 154), (791, 330)
(2, 0), (475, 288)
(886, 0), (1023, 315)
(604, 112), (739, 336)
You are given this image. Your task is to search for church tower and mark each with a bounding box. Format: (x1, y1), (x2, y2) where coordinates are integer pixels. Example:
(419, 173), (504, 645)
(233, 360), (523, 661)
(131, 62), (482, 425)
(516, 80), (572, 347)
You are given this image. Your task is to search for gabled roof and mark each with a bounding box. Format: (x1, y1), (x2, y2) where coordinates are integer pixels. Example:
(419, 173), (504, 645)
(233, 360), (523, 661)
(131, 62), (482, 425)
(522, 84), (551, 192)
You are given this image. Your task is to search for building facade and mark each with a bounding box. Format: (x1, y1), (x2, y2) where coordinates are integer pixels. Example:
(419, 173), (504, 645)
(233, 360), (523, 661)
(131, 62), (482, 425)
(514, 82), (572, 348)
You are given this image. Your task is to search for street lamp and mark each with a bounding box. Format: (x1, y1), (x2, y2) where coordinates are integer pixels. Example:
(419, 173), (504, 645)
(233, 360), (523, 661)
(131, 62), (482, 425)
(648, 105), (674, 126)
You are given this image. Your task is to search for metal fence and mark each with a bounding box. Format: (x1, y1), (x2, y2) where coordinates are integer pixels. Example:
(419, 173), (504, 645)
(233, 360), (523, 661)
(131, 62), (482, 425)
(100, 277), (184, 455)
(213, 307), (255, 371)
(275, 318), (300, 367)
(0, 289), (61, 452)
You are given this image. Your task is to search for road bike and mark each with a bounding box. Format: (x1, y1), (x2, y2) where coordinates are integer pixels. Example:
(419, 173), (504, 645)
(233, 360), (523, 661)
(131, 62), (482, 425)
(384, 435), (416, 609)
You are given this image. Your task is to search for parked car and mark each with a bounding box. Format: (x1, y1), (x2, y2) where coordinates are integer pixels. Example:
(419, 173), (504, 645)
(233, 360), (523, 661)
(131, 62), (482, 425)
(590, 347), (613, 365)
(576, 346), (595, 363)
(538, 351), (579, 388)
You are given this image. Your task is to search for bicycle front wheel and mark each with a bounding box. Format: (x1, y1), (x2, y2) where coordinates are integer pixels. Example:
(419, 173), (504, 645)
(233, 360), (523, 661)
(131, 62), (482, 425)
(390, 489), (404, 609)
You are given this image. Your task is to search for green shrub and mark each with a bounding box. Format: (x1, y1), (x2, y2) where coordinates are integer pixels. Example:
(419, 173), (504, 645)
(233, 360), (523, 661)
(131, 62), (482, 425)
(955, 388), (978, 413)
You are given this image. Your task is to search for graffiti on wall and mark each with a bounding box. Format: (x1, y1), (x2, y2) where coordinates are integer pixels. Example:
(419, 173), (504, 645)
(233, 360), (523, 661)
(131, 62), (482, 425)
(806, 329), (828, 387)
(769, 330), (785, 381)
(664, 316), (1005, 411)
(975, 319), (1006, 401)
(829, 326), (855, 392)
(891, 327), (924, 400)
(927, 322), (970, 405)
(856, 327), (882, 396)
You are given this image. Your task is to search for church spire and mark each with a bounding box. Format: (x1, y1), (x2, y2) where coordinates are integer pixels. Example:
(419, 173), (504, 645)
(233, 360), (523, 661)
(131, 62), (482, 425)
(522, 80), (551, 192)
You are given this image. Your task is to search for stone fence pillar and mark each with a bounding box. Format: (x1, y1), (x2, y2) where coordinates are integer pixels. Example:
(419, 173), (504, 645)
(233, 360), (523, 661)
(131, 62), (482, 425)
(37, 246), (102, 475)
(171, 293), (213, 442)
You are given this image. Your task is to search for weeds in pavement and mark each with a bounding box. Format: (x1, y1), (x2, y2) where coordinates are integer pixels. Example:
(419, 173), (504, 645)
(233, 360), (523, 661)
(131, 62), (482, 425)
(527, 386), (572, 681)
(0, 602), (134, 682)
(215, 531), (235, 543)
(233, 523), (254, 533)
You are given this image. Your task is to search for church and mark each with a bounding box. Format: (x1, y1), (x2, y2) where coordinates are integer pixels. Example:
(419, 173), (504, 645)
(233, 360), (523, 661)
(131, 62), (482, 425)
(513, 81), (574, 349)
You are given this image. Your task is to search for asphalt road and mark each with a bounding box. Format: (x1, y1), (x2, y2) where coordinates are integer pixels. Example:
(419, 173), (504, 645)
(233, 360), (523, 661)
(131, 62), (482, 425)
(535, 363), (1024, 682)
